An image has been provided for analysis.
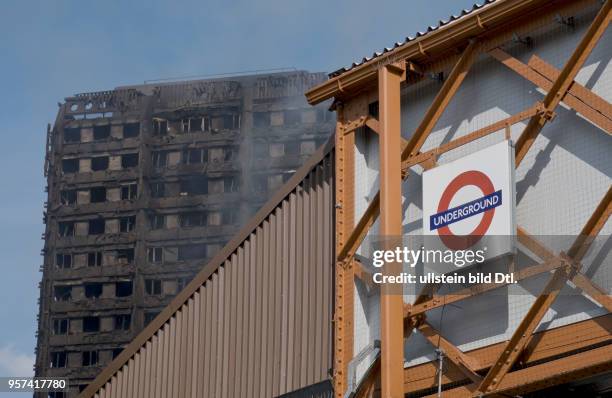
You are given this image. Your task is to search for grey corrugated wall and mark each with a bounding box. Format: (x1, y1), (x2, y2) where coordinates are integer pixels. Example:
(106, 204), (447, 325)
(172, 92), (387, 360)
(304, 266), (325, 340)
(90, 151), (334, 398)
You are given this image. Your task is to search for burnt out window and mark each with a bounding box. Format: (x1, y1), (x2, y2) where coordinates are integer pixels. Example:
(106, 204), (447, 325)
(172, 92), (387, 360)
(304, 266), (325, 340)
(53, 319), (68, 335)
(64, 127), (81, 143)
(284, 109), (301, 125)
(152, 151), (167, 168)
(56, 253), (72, 269)
(84, 283), (102, 299)
(148, 247), (163, 263)
(253, 112), (270, 127)
(82, 316), (100, 332)
(121, 183), (138, 200)
(180, 177), (208, 196)
(121, 153), (139, 168)
(117, 248), (134, 264)
(189, 117), (202, 132)
(145, 279), (162, 295)
(93, 125), (111, 140)
(184, 148), (207, 164)
(58, 221), (75, 237)
(181, 118), (189, 133)
(178, 244), (206, 261)
(222, 209), (236, 225)
(144, 311), (160, 326)
(88, 219), (105, 235)
(88, 251), (102, 267)
(91, 156), (109, 171)
(115, 281), (133, 297)
(150, 182), (165, 198)
(202, 116), (212, 132)
(123, 122), (140, 138)
(90, 186), (106, 203)
(180, 212), (207, 228)
(177, 277), (188, 292)
(62, 158), (79, 173)
(53, 286), (72, 301)
(114, 314), (131, 330)
(120, 216), (136, 233)
(224, 176), (238, 193)
(82, 350), (98, 366)
(153, 119), (168, 136)
(150, 214), (165, 230)
(50, 352), (67, 368)
(223, 114), (238, 129)
(60, 190), (77, 205)
(224, 147), (234, 161)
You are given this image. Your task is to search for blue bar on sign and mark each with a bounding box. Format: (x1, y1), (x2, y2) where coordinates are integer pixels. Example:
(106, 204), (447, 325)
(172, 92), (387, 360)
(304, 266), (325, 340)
(429, 190), (502, 231)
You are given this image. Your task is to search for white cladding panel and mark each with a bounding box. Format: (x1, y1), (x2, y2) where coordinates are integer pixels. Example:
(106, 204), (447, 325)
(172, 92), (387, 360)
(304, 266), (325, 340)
(353, 3), (611, 379)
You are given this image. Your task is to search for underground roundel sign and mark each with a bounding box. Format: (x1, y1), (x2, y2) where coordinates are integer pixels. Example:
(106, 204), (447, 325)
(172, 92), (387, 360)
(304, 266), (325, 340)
(422, 140), (516, 255)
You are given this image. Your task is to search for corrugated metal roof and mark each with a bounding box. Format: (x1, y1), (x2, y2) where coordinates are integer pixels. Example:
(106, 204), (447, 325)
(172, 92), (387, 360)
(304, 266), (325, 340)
(328, 0), (498, 78)
(82, 137), (336, 398)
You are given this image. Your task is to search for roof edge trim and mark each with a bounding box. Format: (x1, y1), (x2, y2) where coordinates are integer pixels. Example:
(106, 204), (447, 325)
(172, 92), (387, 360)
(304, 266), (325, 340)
(305, 0), (560, 104)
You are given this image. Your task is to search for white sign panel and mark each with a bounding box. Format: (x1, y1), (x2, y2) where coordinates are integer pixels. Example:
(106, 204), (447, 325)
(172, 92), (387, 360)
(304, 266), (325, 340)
(422, 140), (516, 259)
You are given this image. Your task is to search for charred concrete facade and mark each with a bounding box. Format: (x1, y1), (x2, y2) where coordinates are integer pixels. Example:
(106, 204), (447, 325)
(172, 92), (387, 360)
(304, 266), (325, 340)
(35, 71), (334, 394)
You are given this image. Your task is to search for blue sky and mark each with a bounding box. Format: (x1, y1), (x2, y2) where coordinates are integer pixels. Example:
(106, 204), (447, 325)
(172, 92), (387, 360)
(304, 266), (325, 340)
(0, 0), (476, 384)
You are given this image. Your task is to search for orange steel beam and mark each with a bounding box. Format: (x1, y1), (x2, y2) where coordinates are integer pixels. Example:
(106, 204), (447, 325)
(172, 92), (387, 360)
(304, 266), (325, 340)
(337, 41), (482, 264)
(337, 103), (542, 284)
(363, 116), (409, 151)
(489, 48), (612, 134)
(378, 63), (405, 398)
(405, 255), (566, 317)
(473, 16), (612, 390)
(514, 0), (612, 164)
(566, 187), (612, 311)
(405, 186), (610, 393)
(402, 40), (479, 158)
(417, 322), (483, 384)
(400, 103), (543, 171)
(572, 272), (612, 312)
(423, 344), (612, 398)
(528, 54), (612, 122)
(333, 104), (355, 397)
(476, 183), (612, 394)
(517, 226), (556, 260)
(567, 186), (612, 260)
(403, 315), (612, 394)
(403, 215), (610, 318)
(490, 48), (612, 134)
(475, 264), (576, 394)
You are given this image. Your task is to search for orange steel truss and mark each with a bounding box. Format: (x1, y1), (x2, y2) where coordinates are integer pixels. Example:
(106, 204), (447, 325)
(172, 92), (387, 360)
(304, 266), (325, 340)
(308, 0), (612, 396)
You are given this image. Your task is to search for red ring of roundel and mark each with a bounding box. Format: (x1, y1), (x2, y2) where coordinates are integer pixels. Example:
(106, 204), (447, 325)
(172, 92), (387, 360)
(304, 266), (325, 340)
(435, 170), (496, 250)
